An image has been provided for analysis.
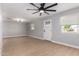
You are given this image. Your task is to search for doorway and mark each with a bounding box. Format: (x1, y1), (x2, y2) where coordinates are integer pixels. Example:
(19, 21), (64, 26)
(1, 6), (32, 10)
(43, 19), (52, 41)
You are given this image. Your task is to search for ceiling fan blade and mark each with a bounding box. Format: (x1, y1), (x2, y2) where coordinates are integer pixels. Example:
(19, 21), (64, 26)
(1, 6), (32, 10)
(45, 3), (58, 9)
(44, 11), (49, 15)
(27, 9), (38, 10)
(40, 13), (42, 16)
(32, 11), (39, 14)
(46, 10), (56, 12)
(30, 3), (39, 8)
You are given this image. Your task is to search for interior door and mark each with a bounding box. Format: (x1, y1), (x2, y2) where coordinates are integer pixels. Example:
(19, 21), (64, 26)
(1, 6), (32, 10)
(43, 20), (52, 41)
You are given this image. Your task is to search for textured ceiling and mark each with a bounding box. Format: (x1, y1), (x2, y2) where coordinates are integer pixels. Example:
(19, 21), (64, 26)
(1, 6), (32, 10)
(1, 3), (79, 22)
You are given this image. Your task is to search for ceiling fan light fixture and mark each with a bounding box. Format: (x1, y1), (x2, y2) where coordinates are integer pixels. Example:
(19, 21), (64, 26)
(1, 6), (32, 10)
(40, 10), (44, 13)
(13, 18), (26, 22)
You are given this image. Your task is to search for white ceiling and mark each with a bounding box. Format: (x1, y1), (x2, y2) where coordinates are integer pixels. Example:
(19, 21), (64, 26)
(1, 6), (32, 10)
(1, 3), (79, 22)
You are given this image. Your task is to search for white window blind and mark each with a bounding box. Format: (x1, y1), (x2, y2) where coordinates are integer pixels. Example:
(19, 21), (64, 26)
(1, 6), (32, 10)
(60, 12), (79, 25)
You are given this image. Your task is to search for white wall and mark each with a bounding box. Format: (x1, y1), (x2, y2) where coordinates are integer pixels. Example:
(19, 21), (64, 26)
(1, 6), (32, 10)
(3, 17), (27, 38)
(0, 5), (2, 55)
(27, 19), (44, 39)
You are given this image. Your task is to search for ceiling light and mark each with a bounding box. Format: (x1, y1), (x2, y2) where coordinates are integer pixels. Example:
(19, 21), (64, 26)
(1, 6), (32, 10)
(40, 10), (44, 13)
(16, 18), (21, 22)
(13, 18), (26, 22)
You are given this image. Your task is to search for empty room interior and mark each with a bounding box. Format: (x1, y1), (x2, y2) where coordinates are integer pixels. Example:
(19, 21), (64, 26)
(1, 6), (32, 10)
(0, 3), (79, 56)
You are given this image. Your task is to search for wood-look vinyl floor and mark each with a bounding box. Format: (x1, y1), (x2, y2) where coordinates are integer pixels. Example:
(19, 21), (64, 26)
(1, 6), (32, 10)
(2, 36), (79, 56)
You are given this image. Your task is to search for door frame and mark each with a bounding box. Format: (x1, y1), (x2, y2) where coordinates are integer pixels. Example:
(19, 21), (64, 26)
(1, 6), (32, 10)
(43, 19), (52, 41)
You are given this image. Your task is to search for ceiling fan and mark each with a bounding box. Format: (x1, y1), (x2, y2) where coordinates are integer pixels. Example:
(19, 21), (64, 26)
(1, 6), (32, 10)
(27, 3), (58, 16)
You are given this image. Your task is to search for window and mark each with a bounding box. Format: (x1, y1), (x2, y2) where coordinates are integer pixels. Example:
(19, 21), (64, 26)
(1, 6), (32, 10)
(60, 13), (79, 33)
(61, 25), (78, 32)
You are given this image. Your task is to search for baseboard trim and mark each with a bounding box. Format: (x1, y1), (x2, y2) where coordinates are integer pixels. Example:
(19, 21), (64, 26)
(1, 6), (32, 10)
(28, 35), (44, 40)
(51, 40), (79, 49)
(3, 35), (27, 39)
(28, 35), (79, 49)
